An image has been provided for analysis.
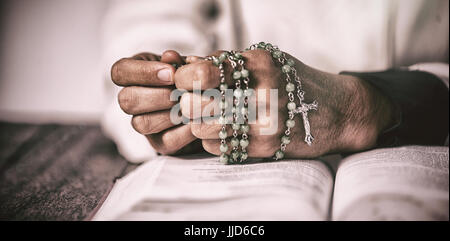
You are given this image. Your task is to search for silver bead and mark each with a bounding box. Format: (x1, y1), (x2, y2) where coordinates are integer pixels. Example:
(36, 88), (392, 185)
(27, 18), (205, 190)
(234, 89), (243, 98)
(240, 124), (250, 133)
(281, 135), (291, 145)
(286, 119), (295, 128)
(219, 100), (228, 109)
(219, 116), (227, 124)
(241, 107), (248, 116)
(287, 102), (296, 111)
(219, 83), (228, 91)
(219, 153), (229, 164)
(219, 130), (227, 139)
(220, 143), (228, 153)
(241, 152), (248, 161)
(230, 137), (240, 147)
(233, 71), (242, 80)
(244, 89), (254, 97)
(241, 69), (249, 78)
(286, 83), (295, 92)
(240, 139), (249, 148)
(275, 150), (284, 159)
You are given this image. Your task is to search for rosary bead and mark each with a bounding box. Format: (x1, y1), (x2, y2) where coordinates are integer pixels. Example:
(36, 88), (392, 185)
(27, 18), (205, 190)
(286, 83), (295, 92)
(234, 89), (243, 98)
(219, 83), (228, 91)
(287, 102), (296, 111)
(231, 106), (237, 114)
(240, 139), (249, 148)
(219, 153), (229, 164)
(287, 58), (295, 67)
(282, 65), (291, 73)
(219, 100), (228, 109)
(233, 71), (242, 80)
(230, 137), (240, 147)
(257, 42), (266, 48)
(240, 151), (248, 161)
(275, 150), (285, 159)
(241, 107), (248, 116)
(240, 124), (250, 133)
(244, 89), (253, 97)
(219, 116), (227, 124)
(234, 52), (243, 59)
(232, 123), (240, 131)
(286, 119), (295, 128)
(281, 135), (291, 145)
(212, 57), (221, 67)
(219, 52), (228, 62)
(220, 143), (229, 153)
(219, 130), (227, 139)
(231, 150), (240, 161)
(241, 69), (249, 78)
(272, 50), (282, 59)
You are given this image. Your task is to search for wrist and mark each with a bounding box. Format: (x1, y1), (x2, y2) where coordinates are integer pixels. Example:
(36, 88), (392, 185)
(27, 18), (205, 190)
(338, 74), (395, 152)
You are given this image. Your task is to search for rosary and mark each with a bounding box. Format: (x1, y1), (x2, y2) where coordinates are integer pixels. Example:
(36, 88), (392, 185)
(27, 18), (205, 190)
(207, 42), (318, 164)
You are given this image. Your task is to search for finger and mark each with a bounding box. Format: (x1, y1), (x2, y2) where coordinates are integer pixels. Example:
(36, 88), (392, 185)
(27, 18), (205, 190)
(118, 86), (175, 115)
(131, 110), (177, 135)
(201, 137), (277, 158)
(186, 55), (204, 64)
(174, 59), (234, 90)
(191, 117), (266, 139)
(161, 50), (186, 65)
(131, 52), (161, 61)
(111, 58), (175, 86)
(146, 124), (196, 155)
(191, 118), (232, 139)
(179, 92), (223, 119)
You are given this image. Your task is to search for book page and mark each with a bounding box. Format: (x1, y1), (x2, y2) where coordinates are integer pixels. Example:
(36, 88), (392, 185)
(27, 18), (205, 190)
(93, 155), (334, 220)
(332, 146), (449, 220)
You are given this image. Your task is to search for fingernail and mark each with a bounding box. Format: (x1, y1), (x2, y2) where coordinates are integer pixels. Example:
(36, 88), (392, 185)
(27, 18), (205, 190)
(157, 68), (173, 82)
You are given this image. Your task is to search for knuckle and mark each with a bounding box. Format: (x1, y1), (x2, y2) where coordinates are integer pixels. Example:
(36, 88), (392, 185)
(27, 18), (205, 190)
(190, 124), (204, 139)
(195, 63), (216, 88)
(118, 87), (137, 114)
(195, 64), (209, 81)
(111, 58), (127, 85)
(131, 115), (150, 134)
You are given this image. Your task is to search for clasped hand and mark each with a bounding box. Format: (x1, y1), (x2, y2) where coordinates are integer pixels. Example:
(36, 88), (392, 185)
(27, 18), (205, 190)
(111, 50), (394, 159)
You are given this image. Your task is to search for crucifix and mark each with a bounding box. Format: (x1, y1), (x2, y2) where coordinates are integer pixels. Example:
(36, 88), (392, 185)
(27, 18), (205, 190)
(291, 100), (318, 146)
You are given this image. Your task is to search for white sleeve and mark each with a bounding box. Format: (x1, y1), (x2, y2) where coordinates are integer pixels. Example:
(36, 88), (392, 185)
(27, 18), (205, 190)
(100, 0), (211, 163)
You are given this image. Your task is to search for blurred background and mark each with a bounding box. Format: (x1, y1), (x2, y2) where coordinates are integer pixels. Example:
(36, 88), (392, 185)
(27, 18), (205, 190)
(0, 0), (448, 126)
(0, 0), (108, 124)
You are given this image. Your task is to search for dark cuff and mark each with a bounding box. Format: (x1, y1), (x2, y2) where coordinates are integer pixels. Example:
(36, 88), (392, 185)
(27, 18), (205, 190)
(340, 69), (449, 147)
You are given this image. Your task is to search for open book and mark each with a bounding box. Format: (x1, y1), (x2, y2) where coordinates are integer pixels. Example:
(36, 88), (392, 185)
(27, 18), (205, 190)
(93, 146), (449, 221)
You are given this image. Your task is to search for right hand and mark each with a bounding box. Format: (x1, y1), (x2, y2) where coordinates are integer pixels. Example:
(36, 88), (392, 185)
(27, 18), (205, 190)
(111, 51), (203, 155)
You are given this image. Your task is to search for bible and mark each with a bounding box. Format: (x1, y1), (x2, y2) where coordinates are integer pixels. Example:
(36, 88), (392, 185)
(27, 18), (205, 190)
(92, 145), (448, 221)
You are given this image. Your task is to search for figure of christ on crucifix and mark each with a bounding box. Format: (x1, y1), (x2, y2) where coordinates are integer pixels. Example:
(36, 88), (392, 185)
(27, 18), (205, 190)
(292, 100), (319, 146)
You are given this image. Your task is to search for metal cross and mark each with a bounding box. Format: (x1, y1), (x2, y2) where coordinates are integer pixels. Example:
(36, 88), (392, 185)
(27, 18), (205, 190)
(291, 100), (318, 146)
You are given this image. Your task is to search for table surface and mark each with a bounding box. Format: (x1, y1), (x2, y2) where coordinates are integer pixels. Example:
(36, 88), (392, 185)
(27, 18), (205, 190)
(0, 121), (138, 221)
